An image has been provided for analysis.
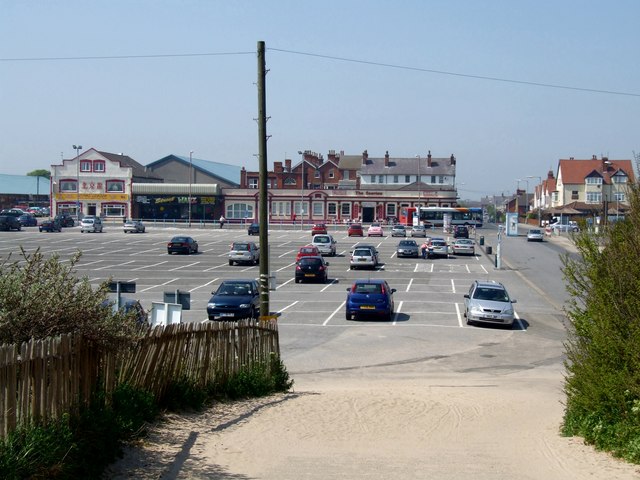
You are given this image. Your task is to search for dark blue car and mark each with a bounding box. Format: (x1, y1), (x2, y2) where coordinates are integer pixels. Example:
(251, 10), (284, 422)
(18, 214), (38, 227)
(345, 279), (396, 321)
(207, 279), (260, 320)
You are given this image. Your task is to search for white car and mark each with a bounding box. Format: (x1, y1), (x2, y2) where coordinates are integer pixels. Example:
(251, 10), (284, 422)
(311, 234), (337, 256)
(452, 238), (475, 255)
(526, 228), (544, 242)
(80, 216), (103, 233)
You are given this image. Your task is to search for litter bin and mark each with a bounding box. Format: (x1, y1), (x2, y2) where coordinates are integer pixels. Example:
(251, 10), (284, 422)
(479, 236), (484, 246)
(486, 245), (493, 255)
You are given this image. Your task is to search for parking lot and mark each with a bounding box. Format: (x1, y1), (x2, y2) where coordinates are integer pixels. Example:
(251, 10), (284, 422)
(0, 223), (534, 331)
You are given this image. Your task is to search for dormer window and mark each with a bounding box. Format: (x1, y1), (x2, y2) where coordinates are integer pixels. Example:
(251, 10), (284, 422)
(585, 177), (602, 185)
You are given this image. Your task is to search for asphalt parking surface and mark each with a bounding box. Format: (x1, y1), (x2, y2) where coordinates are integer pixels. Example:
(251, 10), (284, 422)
(0, 223), (548, 331)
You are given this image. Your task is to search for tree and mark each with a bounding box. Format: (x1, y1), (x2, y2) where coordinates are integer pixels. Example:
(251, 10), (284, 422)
(27, 169), (50, 179)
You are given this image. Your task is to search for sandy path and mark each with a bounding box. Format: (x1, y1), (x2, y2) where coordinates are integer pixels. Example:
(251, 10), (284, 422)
(106, 364), (640, 480)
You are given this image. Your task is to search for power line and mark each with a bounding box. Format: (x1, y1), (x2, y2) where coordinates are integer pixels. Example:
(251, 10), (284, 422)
(0, 51), (255, 62)
(268, 47), (640, 98)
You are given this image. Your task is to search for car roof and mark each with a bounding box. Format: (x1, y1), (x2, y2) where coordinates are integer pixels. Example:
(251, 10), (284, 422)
(353, 279), (386, 285)
(474, 280), (505, 289)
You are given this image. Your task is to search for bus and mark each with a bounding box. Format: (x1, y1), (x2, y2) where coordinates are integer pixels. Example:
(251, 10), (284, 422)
(418, 207), (483, 228)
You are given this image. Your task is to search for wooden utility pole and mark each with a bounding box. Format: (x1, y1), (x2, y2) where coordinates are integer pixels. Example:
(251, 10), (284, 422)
(257, 41), (270, 317)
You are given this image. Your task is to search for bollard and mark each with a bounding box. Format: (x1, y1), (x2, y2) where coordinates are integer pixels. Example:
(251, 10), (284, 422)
(486, 245), (493, 255)
(479, 236), (485, 246)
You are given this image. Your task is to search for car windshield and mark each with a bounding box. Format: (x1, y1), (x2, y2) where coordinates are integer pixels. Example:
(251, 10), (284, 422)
(219, 283), (252, 295)
(473, 287), (509, 302)
(353, 283), (383, 294)
(399, 241), (416, 246)
(529, 229), (542, 234)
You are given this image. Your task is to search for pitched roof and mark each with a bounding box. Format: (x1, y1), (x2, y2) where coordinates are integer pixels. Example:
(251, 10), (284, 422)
(97, 151), (162, 181)
(0, 174), (50, 195)
(558, 158), (635, 185)
(148, 154), (240, 186)
(361, 155), (455, 176)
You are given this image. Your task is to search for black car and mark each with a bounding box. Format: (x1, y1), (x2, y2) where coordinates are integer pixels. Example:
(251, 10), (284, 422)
(295, 256), (329, 283)
(247, 222), (259, 235)
(0, 215), (22, 231)
(54, 214), (75, 227)
(18, 214), (38, 227)
(39, 218), (62, 232)
(207, 279), (260, 320)
(453, 225), (469, 238)
(167, 236), (199, 254)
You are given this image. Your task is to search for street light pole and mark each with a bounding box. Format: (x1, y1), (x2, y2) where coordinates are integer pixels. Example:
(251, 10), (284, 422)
(188, 150), (193, 228)
(73, 145), (82, 219)
(298, 150), (304, 230)
(527, 175), (542, 226)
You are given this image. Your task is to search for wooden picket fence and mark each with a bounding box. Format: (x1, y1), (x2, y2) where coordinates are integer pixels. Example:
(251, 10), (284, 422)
(0, 319), (279, 439)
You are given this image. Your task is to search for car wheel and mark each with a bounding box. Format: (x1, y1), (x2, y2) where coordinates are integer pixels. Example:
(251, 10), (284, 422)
(387, 311), (393, 322)
(295, 278), (300, 284)
(229, 260), (233, 266)
(345, 311), (352, 320)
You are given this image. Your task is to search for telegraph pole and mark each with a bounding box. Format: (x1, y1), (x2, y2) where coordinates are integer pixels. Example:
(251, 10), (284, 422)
(257, 41), (270, 317)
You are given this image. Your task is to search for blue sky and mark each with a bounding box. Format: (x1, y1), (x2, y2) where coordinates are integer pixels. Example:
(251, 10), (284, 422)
(1, 0), (638, 199)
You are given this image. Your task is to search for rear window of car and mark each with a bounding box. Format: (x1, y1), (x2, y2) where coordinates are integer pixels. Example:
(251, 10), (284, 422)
(353, 283), (383, 294)
(353, 249), (372, 256)
(300, 247), (316, 254)
(314, 236), (330, 243)
(232, 243), (249, 250)
(172, 237), (188, 242)
(300, 257), (322, 266)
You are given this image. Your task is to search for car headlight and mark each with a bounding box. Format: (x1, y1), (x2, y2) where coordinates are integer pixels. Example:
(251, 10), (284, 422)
(239, 303), (250, 308)
(469, 305), (484, 315)
(207, 303), (217, 308)
(503, 306), (514, 315)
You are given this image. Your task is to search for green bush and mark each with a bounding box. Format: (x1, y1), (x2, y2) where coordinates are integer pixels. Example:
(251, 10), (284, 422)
(562, 182), (640, 463)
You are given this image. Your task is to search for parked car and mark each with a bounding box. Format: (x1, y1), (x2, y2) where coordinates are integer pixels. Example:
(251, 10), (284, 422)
(167, 236), (198, 254)
(349, 245), (379, 269)
(463, 280), (517, 328)
(206, 279), (260, 320)
(0, 208), (24, 218)
(428, 238), (449, 258)
(296, 245), (321, 262)
(311, 223), (328, 235)
(453, 225), (469, 238)
(410, 225), (427, 237)
(345, 279), (396, 321)
(0, 215), (22, 231)
(103, 298), (148, 325)
(527, 228), (544, 242)
(295, 255), (329, 283)
(550, 221), (579, 233)
(396, 239), (420, 258)
(311, 234), (337, 256)
(17, 214), (38, 227)
(347, 223), (364, 237)
(123, 220), (146, 233)
(247, 222), (259, 235)
(55, 214), (75, 227)
(367, 222), (384, 237)
(38, 218), (62, 232)
(80, 216), (103, 233)
(391, 224), (407, 237)
(229, 241), (259, 265)
(451, 238), (476, 256)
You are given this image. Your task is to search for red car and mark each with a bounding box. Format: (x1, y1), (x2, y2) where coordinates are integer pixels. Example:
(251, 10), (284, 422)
(296, 245), (320, 262)
(311, 223), (328, 235)
(348, 223), (364, 237)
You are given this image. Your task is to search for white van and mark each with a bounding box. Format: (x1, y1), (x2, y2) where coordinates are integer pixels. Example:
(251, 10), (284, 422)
(80, 216), (104, 233)
(311, 234), (337, 256)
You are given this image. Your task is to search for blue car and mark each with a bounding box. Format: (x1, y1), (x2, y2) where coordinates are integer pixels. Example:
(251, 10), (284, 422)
(345, 279), (396, 321)
(207, 279), (260, 320)
(18, 214), (38, 227)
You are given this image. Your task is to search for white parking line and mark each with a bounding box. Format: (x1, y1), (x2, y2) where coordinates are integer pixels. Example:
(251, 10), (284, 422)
(94, 260), (135, 271)
(320, 279), (337, 292)
(276, 262), (295, 272)
(203, 264), (228, 271)
(279, 250), (295, 258)
(277, 300), (298, 313)
(139, 277), (179, 292)
(130, 249), (158, 255)
(514, 311), (525, 331)
(132, 261), (168, 271)
(323, 301), (346, 326)
(277, 278), (295, 289)
(450, 278), (456, 293)
(189, 277), (219, 292)
(455, 302), (464, 327)
(393, 301), (403, 325)
(406, 278), (413, 292)
(168, 262), (200, 271)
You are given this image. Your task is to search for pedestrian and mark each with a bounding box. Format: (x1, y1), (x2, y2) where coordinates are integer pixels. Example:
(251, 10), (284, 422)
(421, 240), (429, 259)
(219, 215), (225, 229)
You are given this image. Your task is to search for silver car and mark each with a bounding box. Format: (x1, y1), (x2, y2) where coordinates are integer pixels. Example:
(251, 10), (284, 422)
(526, 228), (544, 242)
(349, 245), (379, 269)
(410, 225), (427, 237)
(311, 234), (337, 256)
(124, 220), (146, 233)
(452, 238), (475, 256)
(80, 216), (103, 233)
(228, 241), (260, 265)
(427, 238), (448, 258)
(391, 225), (407, 237)
(464, 280), (517, 327)
(396, 239), (419, 258)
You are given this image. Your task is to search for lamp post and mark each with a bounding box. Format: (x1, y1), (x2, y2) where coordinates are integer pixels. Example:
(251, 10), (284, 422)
(415, 155), (421, 208)
(527, 175), (542, 226)
(73, 145), (82, 219)
(298, 150), (304, 230)
(188, 150), (193, 228)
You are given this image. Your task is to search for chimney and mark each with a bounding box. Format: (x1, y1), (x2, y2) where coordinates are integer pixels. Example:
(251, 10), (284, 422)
(450, 154), (456, 165)
(547, 170), (554, 179)
(427, 150), (432, 167)
(592, 155), (597, 160)
(274, 161), (283, 174)
(362, 150), (368, 165)
(384, 150), (390, 167)
(285, 158), (291, 172)
(240, 166), (247, 188)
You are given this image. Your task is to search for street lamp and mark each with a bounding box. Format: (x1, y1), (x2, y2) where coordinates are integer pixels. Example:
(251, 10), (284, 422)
(527, 175), (542, 226)
(73, 145), (82, 219)
(188, 150), (193, 228)
(298, 150), (304, 230)
(415, 155), (421, 208)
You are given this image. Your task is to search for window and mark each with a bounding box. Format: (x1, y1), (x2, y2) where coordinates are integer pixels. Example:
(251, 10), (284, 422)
(378, 175), (384, 184)
(571, 190), (579, 200)
(80, 160), (92, 172)
(431, 175), (436, 184)
(341, 203), (351, 217)
(405, 175), (410, 183)
(371, 175), (376, 183)
(343, 171), (351, 180)
(314, 170), (320, 178)
(614, 192), (626, 202)
(312, 202), (323, 216)
(106, 180), (124, 192)
(613, 174), (627, 184)
(294, 201), (308, 216)
(386, 204), (396, 217)
(328, 170), (335, 178)
(271, 201), (291, 216)
(93, 161), (105, 172)
(393, 175), (398, 183)
(586, 177), (602, 185)
(586, 192), (602, 203)
(59, 180), (77, 192)
(328, 203), (337, 216)
(552, 192), (558, 202)
(226, 203), (254, 219)
(103, 203), (125, 217)
(248, 178), (258, 189)
(284, 177), (296, 186)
